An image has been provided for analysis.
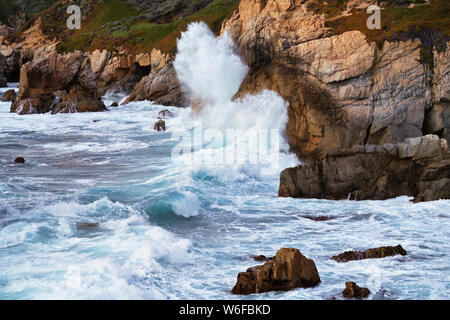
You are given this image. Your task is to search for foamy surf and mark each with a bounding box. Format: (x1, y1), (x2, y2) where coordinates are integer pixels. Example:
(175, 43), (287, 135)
(1, 22), (450, 300)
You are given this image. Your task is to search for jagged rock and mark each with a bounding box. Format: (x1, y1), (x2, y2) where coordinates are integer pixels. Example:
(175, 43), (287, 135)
(343, 282), (371, 299)
(232, 248), (320, 295)
(50, 86), (106, 114)
(222, 1), (450, 159)
(331, 245), (407, 262)
(14, 157), (25, 164)
(124, 49), (186, 107)
(89, 49), (148, 95)
(424, 103), (450, 144)
(1, 89), (16, 102)
(154, 119), (166, 132)
(279, 135), (450, 201)
(11, 50), (105, 114)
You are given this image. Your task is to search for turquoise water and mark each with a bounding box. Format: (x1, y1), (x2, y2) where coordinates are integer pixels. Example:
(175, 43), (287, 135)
(1, 84), (450, 299)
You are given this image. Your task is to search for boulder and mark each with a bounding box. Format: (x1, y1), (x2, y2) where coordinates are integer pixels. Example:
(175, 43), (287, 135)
(14, 157), (25, 164)
(111, 102), (119, 107)
(342, 282), (371, 299)
(154, 119), (166, 132)
(331, 245), (407, 263)
(1, 89), (16, 102)
(232, 248), (320, 295)
(279, 135), (450, 201)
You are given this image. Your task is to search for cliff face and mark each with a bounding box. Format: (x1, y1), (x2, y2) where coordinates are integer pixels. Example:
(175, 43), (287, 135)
(221, 0), (450, 201)
(222, 0), (449, 159)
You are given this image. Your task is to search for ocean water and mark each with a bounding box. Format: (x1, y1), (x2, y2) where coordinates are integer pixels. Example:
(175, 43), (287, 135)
(1, 23), (450, 300)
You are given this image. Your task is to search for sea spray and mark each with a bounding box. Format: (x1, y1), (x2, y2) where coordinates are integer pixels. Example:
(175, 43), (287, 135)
(173, 22), (298, 177)
(174, 22), (248, 104)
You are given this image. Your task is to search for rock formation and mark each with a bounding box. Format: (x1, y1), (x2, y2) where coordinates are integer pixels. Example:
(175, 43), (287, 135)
(331, 245), (407, 262)
(221, 0), (450, 201)
(279, 135), (450, 201)
(342, 282), (371, 299)
(11, 50), (105, 114)
(232, 248), (320, 294)
(124, 49), (186, 107)
(89, 49), (150, 95)
(1, 88), (16, 102)
(154, 119), (166, 132)
(14, 157), (25, 164)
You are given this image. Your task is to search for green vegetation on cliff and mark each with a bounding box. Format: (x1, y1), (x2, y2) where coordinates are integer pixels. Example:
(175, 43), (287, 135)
(323, 0), (449, 46)
(51, 0), (239, 54)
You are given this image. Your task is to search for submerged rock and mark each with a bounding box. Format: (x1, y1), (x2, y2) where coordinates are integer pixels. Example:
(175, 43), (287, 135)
(154, 119), (166, 132)
(343, 282), (371, 299)
(76, 222), (100, 230)
(1, 89), (16, 102)
(232, 248), (320, 295)
(331, 245), (407, 263)
(111, 102), (118, 107)
(14, 157), (25, 164)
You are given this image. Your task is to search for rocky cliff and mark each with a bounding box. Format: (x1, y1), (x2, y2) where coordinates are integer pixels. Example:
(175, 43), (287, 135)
(220, 0), (449, 201)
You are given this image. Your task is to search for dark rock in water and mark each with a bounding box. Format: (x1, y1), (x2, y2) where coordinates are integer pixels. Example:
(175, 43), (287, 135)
(253, 255), (274, 262)
(279, 135), (450, 202)
(1, 89), (16, 102)
(343, 282), (371, 299)
(111, 102), (118, 107)
(232, 248), (320, 295)
(331, 245), (407, 263)
(232, 272), (257, 295)
(14, 157), (25, 164)
(157, 109), (174, 119)
(154, 119), (166, 132)
(302, 216), (334, 221)
(76, 222), (100, 230)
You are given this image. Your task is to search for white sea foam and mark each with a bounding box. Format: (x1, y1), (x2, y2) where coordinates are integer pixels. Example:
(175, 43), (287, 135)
(173, 22), (299, 180)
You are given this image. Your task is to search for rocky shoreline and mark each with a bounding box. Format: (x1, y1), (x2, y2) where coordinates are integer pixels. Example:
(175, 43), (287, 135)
(1, 0), (449, 202)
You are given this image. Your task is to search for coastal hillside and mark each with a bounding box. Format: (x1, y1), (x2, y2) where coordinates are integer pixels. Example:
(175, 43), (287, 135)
(17, 0), (240, 54)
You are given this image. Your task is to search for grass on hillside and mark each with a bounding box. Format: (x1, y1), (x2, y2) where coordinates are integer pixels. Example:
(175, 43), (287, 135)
(57, 0), (239, 54)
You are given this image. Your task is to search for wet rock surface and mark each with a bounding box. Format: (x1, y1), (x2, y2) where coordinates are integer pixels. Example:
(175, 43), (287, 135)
(232, 248), (320, 295)
(342, 282), (371, 299)
(331, 245), (407, 262)
(279, 135), (450, 201)
(154, 119), (166, 132)
(10, 50), (105, 115)
(14, 157), (25, 164)
(1, 89), (16, 102)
